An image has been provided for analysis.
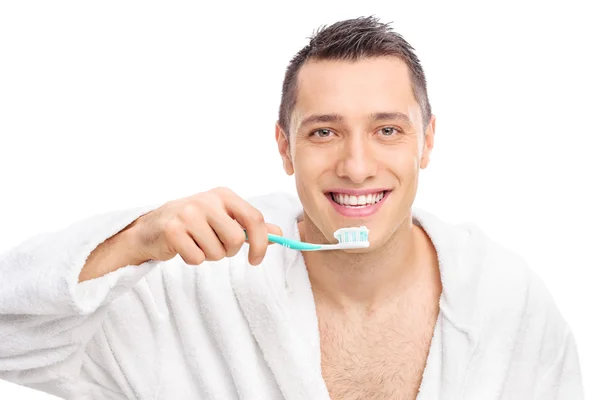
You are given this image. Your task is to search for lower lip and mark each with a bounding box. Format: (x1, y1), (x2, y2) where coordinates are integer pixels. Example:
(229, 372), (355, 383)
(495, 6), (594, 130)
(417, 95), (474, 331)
(326, 191), (390, 218)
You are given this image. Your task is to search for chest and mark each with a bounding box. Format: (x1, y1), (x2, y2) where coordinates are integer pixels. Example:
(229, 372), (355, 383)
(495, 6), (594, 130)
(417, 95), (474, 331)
(318, 303), (438, 400)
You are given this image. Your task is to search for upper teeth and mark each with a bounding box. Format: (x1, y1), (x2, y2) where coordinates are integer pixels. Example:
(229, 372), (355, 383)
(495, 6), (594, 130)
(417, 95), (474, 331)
(332, 192), (385, 206)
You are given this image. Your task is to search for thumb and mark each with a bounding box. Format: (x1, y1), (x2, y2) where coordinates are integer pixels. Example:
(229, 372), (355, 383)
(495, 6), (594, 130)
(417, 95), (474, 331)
(266, 223), (283, 243)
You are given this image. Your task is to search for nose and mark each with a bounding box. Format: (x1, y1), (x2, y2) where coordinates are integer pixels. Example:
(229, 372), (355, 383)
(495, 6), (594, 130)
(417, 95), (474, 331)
(335, 135), (377, 184)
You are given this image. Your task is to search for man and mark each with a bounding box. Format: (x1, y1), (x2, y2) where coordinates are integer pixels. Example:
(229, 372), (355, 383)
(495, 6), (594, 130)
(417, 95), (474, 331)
(0, 16), (583, 400)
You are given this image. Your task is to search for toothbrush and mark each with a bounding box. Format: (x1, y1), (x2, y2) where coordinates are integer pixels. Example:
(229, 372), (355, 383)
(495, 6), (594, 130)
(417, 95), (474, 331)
(245, 226), (370, 251)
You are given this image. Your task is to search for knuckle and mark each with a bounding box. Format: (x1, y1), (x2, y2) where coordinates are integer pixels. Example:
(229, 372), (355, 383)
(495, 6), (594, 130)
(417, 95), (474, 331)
(163, 219), (182, 240)
(213, 186), (232, 196)
(186, 253), (205, 266)
(234, 229), (247, 245)
(206, 247), (227, 261)
(216, 247), (227, 259)
(225, 247), (238, 258)
(189, 192), (206, 203)
(227, 228), (247, 245)
(179, 202), (198, 222)
(224, 230), (246, 256)
(250, 210), (265, 224)
(190, 258), (204, 266)
(249, 240), (267, 257)
(194, 192), (222, 213)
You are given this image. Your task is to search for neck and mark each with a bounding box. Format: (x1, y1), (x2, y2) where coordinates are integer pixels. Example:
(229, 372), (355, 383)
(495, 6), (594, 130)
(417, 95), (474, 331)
(299, 212), (426, 310)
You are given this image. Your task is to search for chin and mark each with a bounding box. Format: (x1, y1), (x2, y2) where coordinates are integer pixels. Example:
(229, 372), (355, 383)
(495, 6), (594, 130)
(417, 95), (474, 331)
(340, 239), (382, 254)
(341, 247), (373, 254)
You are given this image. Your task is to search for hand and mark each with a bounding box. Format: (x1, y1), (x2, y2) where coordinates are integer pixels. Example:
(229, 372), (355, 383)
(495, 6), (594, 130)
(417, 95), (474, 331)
(129, 187), (283, 266)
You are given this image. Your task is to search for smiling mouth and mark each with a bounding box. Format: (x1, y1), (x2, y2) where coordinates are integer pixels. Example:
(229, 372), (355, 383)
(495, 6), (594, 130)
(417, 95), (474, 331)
(328, 191), (389, 208)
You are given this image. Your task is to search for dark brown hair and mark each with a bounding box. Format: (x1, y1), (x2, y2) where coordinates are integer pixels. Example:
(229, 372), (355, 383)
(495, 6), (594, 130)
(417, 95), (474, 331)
(277, 16), (432, 137)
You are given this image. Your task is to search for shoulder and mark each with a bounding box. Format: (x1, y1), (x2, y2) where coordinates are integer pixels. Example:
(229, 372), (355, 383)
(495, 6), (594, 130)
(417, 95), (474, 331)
(460, 223), (570, 350)
(472, 228), (578, 380)
(413, 208), (568, 337)
(478, 230), (565, 327)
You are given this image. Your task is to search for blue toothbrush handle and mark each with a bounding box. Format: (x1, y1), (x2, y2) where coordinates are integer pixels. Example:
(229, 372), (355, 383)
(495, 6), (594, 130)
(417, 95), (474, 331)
(267, 233), (322, 250)
(243, 230), (322, 250)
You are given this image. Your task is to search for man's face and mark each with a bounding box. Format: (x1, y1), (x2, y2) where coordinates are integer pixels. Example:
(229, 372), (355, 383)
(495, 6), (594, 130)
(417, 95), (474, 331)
(276, 56), (435, 251)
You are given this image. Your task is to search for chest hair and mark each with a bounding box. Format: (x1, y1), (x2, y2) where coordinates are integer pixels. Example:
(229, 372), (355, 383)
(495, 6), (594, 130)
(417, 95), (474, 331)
(318, 301), (438, 400)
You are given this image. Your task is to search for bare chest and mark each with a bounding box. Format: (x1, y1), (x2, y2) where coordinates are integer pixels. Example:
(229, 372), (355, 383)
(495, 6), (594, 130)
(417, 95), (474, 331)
(318, 305), (438, 400)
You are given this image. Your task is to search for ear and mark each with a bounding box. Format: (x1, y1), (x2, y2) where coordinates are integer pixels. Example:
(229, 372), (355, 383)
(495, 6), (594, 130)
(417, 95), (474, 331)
(275, 122), (294, 175)
(420, 114), (436, 169)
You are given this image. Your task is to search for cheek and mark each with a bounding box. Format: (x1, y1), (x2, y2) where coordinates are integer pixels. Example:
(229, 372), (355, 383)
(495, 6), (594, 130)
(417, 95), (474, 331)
(292, 147), (335, 208)
(381, 147), (420, 175)
(292, 145), (334, 179)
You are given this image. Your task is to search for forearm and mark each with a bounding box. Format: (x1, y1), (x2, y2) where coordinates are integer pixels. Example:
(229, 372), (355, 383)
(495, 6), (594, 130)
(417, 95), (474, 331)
(78, 223), (148, 282)
(0, 205), (159, 395)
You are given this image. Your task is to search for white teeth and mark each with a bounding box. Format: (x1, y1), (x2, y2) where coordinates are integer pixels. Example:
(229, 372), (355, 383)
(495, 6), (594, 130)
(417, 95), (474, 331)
(331, 191), (386, 207)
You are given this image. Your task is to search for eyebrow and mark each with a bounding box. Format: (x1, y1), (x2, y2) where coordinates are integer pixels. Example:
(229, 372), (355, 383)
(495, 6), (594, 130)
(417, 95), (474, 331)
(298, 112), (412, 130)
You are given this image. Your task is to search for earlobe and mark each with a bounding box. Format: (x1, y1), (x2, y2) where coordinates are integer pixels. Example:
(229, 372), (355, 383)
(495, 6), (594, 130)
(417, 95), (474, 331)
(275, 122), (294, 176)
(420, 115), (436, 169)
(283, 156), (294, 176)
(420, 153), (430, 169)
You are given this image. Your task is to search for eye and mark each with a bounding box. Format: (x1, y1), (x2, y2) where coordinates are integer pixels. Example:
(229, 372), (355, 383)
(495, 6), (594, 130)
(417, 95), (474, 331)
(379, 127), (400, 136)
(311, 128), (333, 138)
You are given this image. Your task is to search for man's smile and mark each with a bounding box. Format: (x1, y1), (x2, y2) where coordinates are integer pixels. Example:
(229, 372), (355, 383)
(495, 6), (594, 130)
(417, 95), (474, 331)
(325, 189), (392, 218)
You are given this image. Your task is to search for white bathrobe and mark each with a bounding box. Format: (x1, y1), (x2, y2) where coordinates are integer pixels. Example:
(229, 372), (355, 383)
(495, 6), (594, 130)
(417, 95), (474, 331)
(0, 192), (583, 399)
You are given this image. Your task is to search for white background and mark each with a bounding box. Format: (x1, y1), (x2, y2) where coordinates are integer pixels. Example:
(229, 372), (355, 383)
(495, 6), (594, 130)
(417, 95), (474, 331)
(1, 1), (598, 398)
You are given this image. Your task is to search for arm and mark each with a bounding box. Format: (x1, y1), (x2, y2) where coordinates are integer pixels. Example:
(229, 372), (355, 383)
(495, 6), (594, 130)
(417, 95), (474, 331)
(0, 204), (159, 398)
(527, 274), (584, 399)
(0, 187), (281, 398)
(535, 328), (584, 399)
(78, 218), (148, 283)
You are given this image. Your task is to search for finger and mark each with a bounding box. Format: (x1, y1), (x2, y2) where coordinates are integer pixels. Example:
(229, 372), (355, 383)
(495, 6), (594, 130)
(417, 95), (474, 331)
(265, 223), (283, 245)
(187, 220), (227, 261)
(206, 211), (247, 257)
(224, 196), (268, 265)
(241, 223), (283, 245)
(245, 218), (269, 266)
(171, 229), (206, 266)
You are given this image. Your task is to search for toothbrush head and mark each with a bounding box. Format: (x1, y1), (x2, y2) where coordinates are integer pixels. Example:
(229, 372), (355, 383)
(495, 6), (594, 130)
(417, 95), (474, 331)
(333, 226), (370, 249)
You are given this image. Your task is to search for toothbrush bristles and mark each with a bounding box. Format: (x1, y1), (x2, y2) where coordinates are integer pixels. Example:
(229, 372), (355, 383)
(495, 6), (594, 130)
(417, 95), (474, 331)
(334, 226), (369, 243)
